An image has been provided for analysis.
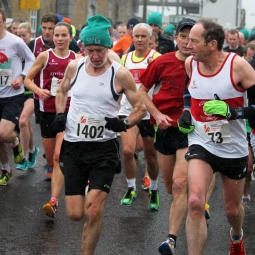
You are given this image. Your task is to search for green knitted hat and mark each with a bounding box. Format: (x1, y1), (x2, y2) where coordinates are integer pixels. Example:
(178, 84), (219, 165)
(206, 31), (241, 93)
(240, 28), (249, 40)
(80, 14), (112, 48)
(147, 12), (162, 28)
(164, 24), (175, 36)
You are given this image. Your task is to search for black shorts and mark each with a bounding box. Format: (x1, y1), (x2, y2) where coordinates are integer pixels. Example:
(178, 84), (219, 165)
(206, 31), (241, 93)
(185, 144), (248, 180)
(119, 116), (154, 138)
(24, 93), (34, 101)
(0, 94), (24, 125)
(34, 99), (40, 124)
(154, 126), (188, 155)
(59, 139), (121, 196)
(40, 112), (57, 138)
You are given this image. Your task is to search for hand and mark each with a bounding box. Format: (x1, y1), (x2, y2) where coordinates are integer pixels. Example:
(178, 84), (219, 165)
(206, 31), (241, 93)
(11, 76), (23, 90)
(105, 117), (127, 132)
(178, 110), (195, 133)
(52, 113), (66, 133)
(203, 94), (238, 119)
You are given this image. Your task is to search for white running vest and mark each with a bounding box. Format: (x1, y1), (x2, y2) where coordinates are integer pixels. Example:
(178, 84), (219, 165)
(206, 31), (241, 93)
(188, 53), (248, 158)
(118, 49), (156, 119)
(64, 57), (122, 142)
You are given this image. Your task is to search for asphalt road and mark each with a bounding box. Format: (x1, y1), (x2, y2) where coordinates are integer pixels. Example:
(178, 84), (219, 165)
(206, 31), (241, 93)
(1, 116), (255, 255)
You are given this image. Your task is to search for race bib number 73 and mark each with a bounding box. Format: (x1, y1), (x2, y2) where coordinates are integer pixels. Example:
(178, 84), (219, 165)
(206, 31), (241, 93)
(75, 112), (106, 140)
(197, 120), (232, 144)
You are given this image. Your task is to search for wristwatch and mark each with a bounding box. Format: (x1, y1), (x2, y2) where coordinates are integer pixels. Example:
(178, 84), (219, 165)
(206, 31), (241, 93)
(235, 108), (244, 119)
(123, 119), (130, 129)
(20, 74), (26, 81)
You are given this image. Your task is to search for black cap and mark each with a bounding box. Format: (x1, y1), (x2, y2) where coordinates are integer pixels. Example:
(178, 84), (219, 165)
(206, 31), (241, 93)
(176, 18), (196, 33)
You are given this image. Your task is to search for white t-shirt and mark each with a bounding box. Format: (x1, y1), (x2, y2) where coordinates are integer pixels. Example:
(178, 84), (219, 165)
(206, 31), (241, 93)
(0, 31), (35, 97)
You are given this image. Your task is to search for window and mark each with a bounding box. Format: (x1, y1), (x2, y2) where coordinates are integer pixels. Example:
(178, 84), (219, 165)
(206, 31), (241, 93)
(30, 10), (37, 38)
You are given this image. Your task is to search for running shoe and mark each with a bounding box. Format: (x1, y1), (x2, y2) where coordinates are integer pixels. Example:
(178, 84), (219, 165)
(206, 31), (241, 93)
(12, 139), (23, 164)
(44, 165), (53, 181)
(16, 158), (28, 171)
(205, 203), (210, 219)
(43, 198), (58, 218)
(158, 237), (175, 255)
(229, 229), (246, 255)
(0, 169), (12, 186)
(142, 176), (150, 191)
(251, 169), (255, 181)
(27, 147), (40, 168)
(149, 190), (160, 210)
(120, 187), (137, 206)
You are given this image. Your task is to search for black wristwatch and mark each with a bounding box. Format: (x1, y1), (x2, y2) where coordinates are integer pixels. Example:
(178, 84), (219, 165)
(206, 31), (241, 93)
(235, 108), (244, 119)
(20, 74), (26, 81)
(123, 119), (130, 129)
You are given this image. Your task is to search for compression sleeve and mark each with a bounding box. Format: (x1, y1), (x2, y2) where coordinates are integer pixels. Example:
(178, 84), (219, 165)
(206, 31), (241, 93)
(183, 74), (191, 108)
(246, 85), (255, 128)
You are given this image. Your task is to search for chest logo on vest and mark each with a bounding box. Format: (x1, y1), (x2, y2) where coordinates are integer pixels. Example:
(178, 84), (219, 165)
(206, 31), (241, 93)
(49, 58), (58, 65)
(191, 80), (197, 89)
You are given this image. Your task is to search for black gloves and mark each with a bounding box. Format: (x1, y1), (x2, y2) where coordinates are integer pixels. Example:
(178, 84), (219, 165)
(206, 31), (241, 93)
(52, 113), (66, 133)
(178, 110), (195, 133)
(105, 117), (127, 132)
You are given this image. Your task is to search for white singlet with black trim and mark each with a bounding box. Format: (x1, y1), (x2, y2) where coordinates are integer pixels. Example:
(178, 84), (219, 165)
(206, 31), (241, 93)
(64, 57), (122, 142)
(188, 52), (248, 158)
(118, 49), (157, 119)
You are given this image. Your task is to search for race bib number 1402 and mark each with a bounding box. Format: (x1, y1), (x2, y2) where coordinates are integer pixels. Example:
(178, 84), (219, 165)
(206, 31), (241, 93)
(75, 112), (106, 140)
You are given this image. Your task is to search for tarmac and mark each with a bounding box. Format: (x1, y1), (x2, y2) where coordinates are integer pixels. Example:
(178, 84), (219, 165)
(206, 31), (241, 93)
(1, 116), (255, 255)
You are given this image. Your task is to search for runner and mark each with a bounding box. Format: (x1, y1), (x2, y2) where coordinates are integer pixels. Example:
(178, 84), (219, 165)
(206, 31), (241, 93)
(24, 22), (77, 217)
(179, 19), (255, 255)
(54, 14), (146, 254)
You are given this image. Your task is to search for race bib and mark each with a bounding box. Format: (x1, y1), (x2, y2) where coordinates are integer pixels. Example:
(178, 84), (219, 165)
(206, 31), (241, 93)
(51, 77), (71, 97)
(75, 112), (106, 140)
(0, 69), (12, 86)
(0, 56), (12, 86)
(197, 120), (232, 144)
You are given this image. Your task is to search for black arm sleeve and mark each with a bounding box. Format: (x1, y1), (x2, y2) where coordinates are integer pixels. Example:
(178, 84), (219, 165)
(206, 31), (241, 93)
(246, 85), (255, 128)
(183, 74), (191, 108)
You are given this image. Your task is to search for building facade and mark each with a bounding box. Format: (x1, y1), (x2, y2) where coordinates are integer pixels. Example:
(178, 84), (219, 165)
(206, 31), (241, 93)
(1, 0), (138, 36)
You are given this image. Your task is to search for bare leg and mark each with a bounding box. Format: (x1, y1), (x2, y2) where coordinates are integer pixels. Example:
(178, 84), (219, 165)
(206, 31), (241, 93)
(28, 121), (34, 151)
(42, 137), (55, 169)
(142, 137), (159, 181)
(205, 173), (216, 204)
(0, 141), (8, 164)
(186, 159), (213, 255)
(19, 98), (34, 158)
(221, 173), (245, 235)
(51, 132), (65, 200)
(81, 190), (108, 255)
(169, 148), (188, 236)
(121, 126), (139, 180)
(243, 146), (253, 197)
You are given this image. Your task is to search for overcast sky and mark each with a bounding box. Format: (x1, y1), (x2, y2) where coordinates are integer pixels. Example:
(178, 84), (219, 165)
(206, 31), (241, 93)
(242, 0), (255, 29)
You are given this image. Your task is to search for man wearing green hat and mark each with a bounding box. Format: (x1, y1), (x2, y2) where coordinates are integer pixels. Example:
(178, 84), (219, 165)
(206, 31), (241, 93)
(53, 14), (146, 254)
(147, 12), (175, 54)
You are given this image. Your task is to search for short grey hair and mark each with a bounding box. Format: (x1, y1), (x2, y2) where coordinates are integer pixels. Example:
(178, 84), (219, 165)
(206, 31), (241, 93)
(133, 23), (152, 36)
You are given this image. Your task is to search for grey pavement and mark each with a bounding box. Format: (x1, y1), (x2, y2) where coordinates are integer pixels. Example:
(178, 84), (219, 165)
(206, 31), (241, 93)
(1, 116), (255, 255)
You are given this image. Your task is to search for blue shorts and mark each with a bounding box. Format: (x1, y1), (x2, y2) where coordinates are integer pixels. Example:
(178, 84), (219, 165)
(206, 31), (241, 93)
(154, 126), (188, 155)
